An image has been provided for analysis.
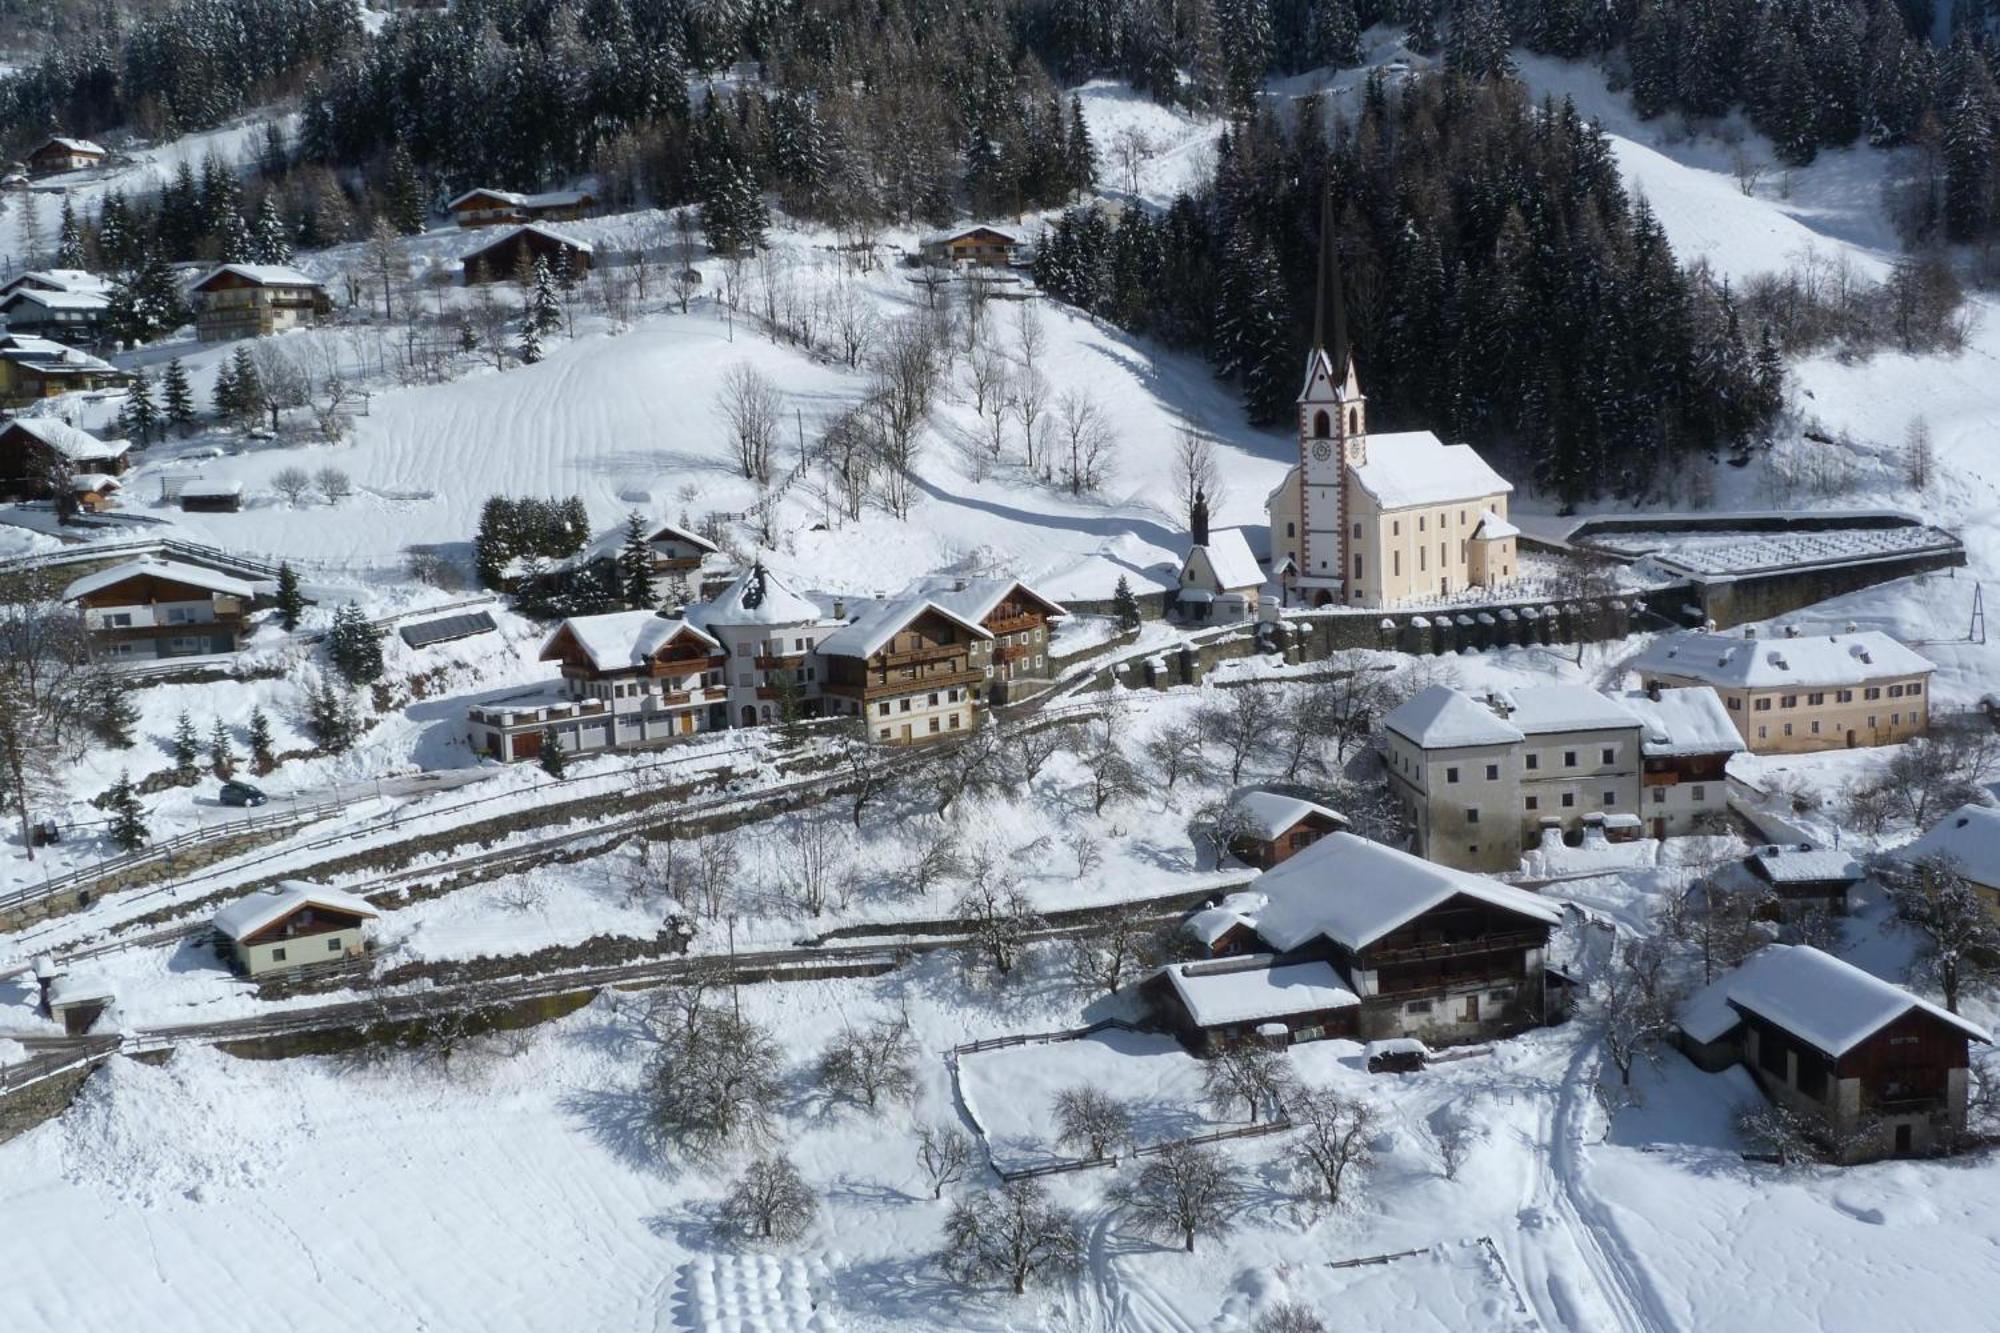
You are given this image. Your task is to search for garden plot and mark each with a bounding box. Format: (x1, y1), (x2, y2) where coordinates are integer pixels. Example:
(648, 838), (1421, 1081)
(1222, 1240), (1543, 1333)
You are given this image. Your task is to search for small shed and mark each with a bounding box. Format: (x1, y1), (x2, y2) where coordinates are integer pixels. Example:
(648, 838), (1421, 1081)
(1182, 890), (1268, 958)
(1227, 790), (1348, 869)
(45, 975), (113, 1035)
(1148, 953), (1360, 1056)
(213, 882), (378, 977)
(1745, 843), (1863, 916)
(179, 480), (244, 512)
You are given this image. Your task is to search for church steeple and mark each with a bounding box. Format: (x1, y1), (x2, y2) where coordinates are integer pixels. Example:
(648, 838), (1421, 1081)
(1310, 183), (1348, 379)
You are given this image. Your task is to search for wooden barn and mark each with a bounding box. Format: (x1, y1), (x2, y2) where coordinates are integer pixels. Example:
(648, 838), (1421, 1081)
(1146, 954), (1360, 1056)
(461, 224), (594, 283)
(1226, 790), (1349, 869)
(27, 136), (105, 174)
(1679, 945), (1989, 1160)
(1744, 843), (1864, 917)
(0, 418), (129, 501)
(920, 226), (1020, 268)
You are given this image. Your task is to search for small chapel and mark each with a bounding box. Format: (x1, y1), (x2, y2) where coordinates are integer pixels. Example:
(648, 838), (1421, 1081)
(1266, 196), (1520, 610)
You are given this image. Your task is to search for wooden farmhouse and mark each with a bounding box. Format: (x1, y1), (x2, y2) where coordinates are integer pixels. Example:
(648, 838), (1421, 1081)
(1152, 955), (1360, 1056)
(27, 135), (105, 174)
(1679, 944), (1990, 1160)
(1632, 627), (1934, 754)
(1226, 790), (1349, 869)
(0, 334), (126, 404)
(0, 269), (113, 300)
(63, 557), (257, 660)
(447, 187), (598, 228)
(1149, 833), (1563, 1053)
(1744, 842), (1864, 917)
(920, 225), (1020, 267)
(570, 517), (720, 599)
(189, 264), (330, 342)
(467, 612), (725, 762)
(1182, 890), (1270, 959)
(461, 224), (594, 283)
(0, 285), (110, 346)
(1904, 803), (2000, 924)
(905, 574), (1066, 702)
(213, 883), (378, 978)
(0, 418), (129, 501)
(816, 595), (992, 744)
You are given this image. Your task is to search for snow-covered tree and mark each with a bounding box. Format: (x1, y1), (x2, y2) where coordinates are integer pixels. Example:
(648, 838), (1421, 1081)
(941, 1179), (1084, 1295)
(1052, 1085), (1132, 1159)
(1112, 1141), (1240, 1252)
(720, 1155), (817, 1242)
(818, 1016), (917, 1109)
(162, 358), (195, 434)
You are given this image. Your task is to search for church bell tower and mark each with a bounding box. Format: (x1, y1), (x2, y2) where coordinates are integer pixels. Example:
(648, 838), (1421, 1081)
(1296, 186), (1366, 602)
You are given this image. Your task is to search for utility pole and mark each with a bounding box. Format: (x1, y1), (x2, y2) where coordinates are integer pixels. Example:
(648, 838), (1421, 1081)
(1971, 582), (1985, 645)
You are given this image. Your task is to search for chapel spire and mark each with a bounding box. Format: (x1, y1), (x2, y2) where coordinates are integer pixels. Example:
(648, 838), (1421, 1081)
(1310, 183), (1348, 379)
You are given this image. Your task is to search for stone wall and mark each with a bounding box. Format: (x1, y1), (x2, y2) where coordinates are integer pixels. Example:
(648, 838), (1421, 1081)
(1692, 552), (1967, 629)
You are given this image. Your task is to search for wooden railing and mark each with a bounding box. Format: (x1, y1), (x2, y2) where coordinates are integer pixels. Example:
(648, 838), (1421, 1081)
(1365, 931), (1544, 968)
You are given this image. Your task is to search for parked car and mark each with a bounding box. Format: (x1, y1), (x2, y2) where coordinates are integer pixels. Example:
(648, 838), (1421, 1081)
(218, 780), (267, 808)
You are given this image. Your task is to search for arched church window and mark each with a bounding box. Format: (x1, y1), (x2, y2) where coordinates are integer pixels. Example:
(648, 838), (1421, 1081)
(1313, 409), (1330, 438)
(1347, 407), (1359, 434)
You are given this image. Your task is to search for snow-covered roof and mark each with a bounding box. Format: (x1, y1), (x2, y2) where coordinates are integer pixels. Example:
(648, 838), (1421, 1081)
(541, 610), (718, 672)
(1162, 954), (1360, 1027)
(1680, 945), (1991, 1055)
(47, 974), (113, 1006)
(1348, 431), (1512, 510)
(1471, 508), (1519, 540)
(1184, 890), (1267, 947)
(923, 225), (1020, 245)
(1254, 833), (1562, 953)
(1383, 685), (1523, 749)
(189, 263), (324, 291)
(1632, 630), (1932, 690)
(902, 574), (1066, 624)
(64, 557), (256, 602)
(1746, 843), (1864, 885)
(1, 286), (109, 312)
(212, 882), (378, 942)
(1490, 685), (1640, 736)
(1, 417), (129, 461)
(1618, 687), (1744, 758)
(3, 269), (112, 295)
(816, 595), (990, 660)
(69, 472), (120, 492)
(687, 564), (828, 629)
(1903, 804), (2000, 886)
(448, 187), (594, 210)
(1230, 790), (1348, 841)
(38, 136), (105, 156)
(1185, 526), (1264, 593)
(0, 334), (116, 373)
(576, 517), (719, 565)
(179, 480), (245, 498)
(465, 223), (595, 258)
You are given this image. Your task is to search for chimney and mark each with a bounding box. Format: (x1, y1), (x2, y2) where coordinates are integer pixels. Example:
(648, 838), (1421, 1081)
(1190, 488), (1210, 547)
(1647, 681), (1661, 702)
(832, 597), (846, 619)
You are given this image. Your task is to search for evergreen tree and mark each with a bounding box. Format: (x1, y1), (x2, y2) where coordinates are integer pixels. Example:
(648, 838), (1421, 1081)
(171, 710), (200, 781)
(228, 345), (262, 423)
(250, 195), (293, 264)
(386, 144), (427, 235)
(328, 603), (384, 685)
(247, 706), (276, 774)
(86, 672), (139, 749)
(213, 356), (240, 419)
(1065, 95), (1097, 197)
(119, 373), (159, 446)
(617, 511), (656, 608)
(55, 197), (85, 269)
(528, 257), (563, 335)
(538, 727), (567, 778)
(208, 719), (235, 778)
(306, 682), (359, 754)
(105, 249), (189, 344)
(105, 772), (147, 852)
(1308, 0), (1361, 68)
(519, 309), (545, 364)
(275, 562), (305, 631)
(473, 497), (513, 588)
(1111, 575), (1142, 631)
(163, 358), (196, 434)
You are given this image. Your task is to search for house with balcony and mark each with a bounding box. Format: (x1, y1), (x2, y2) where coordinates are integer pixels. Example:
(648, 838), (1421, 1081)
(815, 594), (993, 744)
(0, 269), (112, 301)
(919, 225), (1020, 268)
(1632, 626), (1933, 754)
(1619, 685), (1743, 838)
(189, 264), (331, 341)
(0, 417), (129, 501)
(903, 574), (1065, 702)
(63, 557), (257, 659)
(213, 882), (378, 978)
(0, 334), (126, 403)
(570, 517), (720, 602)
(1679, 944), (1990, 1160)
(447, 187), (598, 228)
(685, 562), (841, 729)
(0, 284), (110, 345)
(467, 611), (725, 762)
(1151, 833), (1563, 1050)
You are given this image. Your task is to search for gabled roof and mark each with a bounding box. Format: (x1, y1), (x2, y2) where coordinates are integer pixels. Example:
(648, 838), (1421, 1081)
(463, 223), (595, 261)
(1631, 630), (1932, 690)
(540, 610), (718, 672)
(1745, 843), (1864, 886)
(37, 136), (105, 156)
(1185, 890), (1268, 947)
(1383, 685), (1523, 749)
(448, 187), (595, 210)
(1903, 804), (2000, 886)
(816, 595), (991, 660)
(1490, 684), (1640, 735)
(576, 517), (720, 565)
(1253, 833), (1562, 953)
(1185, 526), (1264, 594)
(212, 882), (378, 942)
(0, 286), (109, 312)
(63, 557), (256, 602)
(1472, 508), (1519, 540)
(189, 263), (324, 291)
(0, 417), (129, 461)
(1163, 954), (1360, 1027)
(0, 334), (116, 374)
(1348, 431), (1512, 510)
(1, 269), (112, 296)
(1618, 687), (1744, 758)
(924, 225), (1020, 245)
(1679, 944), (1991, 1055)
(902, 574), (1066, 624)
(687, 563), (828, 629)
(1230, 790), (1348, 841)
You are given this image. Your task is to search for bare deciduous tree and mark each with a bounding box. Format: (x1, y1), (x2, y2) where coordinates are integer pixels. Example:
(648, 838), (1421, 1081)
(1003, 719), (1074, 785)
(720, 1154), (817, 1242)
(819, 1015), (918, 1109)
(781, 815), (852, 915)
(314, 466), (353, 505)
(1255, 1302), (1328, 1333)
(1290, 1085), (1374, 1208)
(1846, 722), (2000, 834)
(1660, 879), (1772, 985)
(953, 876), (1044, 975)
(1012, 364), (1048, 473)
(941, 1179), (1085, 1296)
(1078, 711), (1143, 815)
(1142, 721), (1213, 792)
(675, 830), (742, 920)
(718, 364), (784, 484)
(1065, 904), (1157, 997)
(1593, 939), (1683, 1088)
(1053, 1085), (1132, 1160)
(0, 571), (99, 860)
(642, 989), (783, 1154)
(1055, 388), (1114, 494)
(901, 823), (963, 897)
(867, 316), (942, 519)
(916, 1122), (972, 1199)
(271, 465), (313, 506)
(1111, 125), (1153, 196)
(1202, 1044), (1294, 1124)
(1201, 683), (1280, 783)
(1112, 1142), (1239, 1252)
(1174, 426), (1222, 529)
(1884, 857), (2000, 1013)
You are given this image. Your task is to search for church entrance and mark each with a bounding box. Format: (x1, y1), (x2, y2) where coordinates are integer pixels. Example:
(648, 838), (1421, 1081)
(1314, 590), (1334, 608)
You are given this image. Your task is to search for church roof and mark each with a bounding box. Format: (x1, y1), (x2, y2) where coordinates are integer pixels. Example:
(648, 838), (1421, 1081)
(1348, 431), (1512, 510)
(1185, 527), (1264, 593)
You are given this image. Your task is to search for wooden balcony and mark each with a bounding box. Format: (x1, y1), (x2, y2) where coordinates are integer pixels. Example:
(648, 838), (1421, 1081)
(754, 653), (807, 670)
(823, 668), (986, 700)
(1363, 930), (1544, 968)
(1642, 771), (1679, 787)
(995, 642), (1035, 665)
(876, 642), (964, 669)
(986, 612), (1042, 636)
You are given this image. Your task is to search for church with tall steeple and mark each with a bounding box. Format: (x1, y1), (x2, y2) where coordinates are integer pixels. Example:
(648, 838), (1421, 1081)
(1266, 193), (1519, 610)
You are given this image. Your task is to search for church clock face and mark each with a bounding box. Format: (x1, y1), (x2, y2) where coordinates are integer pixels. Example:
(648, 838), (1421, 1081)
(1311, 441), (1333, 462)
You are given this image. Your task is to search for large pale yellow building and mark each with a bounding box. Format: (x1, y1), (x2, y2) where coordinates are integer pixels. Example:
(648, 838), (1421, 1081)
(1266, 202), (1518, 609)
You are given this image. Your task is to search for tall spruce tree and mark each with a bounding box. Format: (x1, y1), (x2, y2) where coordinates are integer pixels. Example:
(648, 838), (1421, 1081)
(617, 511), (656, 608)
(163, 358), (196, 434)
(105, 772), (147, 851)
(275, 561), (305, 630)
